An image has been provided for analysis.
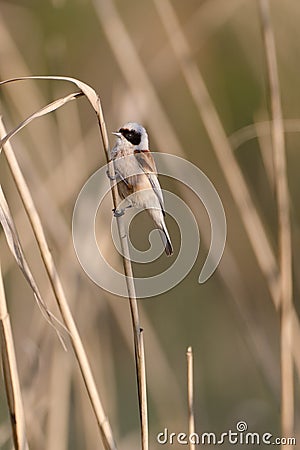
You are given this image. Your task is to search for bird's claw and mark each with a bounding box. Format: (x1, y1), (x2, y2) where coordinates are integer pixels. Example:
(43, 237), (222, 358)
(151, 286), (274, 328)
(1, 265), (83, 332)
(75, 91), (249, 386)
(106, 170), (117, 181)
(113, 208), (125, 217)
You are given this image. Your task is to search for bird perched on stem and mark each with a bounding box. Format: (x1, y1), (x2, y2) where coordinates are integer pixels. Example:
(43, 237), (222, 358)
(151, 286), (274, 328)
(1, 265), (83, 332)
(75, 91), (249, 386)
(110, 122), (173, 256)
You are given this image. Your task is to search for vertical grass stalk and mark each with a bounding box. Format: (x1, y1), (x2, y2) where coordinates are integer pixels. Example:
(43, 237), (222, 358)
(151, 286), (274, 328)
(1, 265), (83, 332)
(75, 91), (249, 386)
(0, 261), (29, 450)
(187, 347), (195, 450)
(95, 99), (149, 450)
(258, 0), (294, 445)
(152, 0), (279, 305)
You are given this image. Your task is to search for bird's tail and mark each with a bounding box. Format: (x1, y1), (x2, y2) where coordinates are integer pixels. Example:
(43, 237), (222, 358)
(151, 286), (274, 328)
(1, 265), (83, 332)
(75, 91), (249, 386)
(149, 208), (173, 256)
(160, 224), (173, 256)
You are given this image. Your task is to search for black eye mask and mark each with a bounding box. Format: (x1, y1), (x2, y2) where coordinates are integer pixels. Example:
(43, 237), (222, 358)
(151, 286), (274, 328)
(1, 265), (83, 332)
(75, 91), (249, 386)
(119, 128), (142, 146)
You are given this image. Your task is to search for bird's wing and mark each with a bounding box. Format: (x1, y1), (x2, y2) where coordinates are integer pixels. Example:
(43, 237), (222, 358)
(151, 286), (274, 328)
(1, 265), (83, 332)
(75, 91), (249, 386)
(134, 150), (165, 215)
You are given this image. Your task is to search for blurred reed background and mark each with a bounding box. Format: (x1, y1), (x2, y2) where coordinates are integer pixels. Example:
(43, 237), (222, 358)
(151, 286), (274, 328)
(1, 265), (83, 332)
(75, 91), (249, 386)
(0, 0), (299, 449)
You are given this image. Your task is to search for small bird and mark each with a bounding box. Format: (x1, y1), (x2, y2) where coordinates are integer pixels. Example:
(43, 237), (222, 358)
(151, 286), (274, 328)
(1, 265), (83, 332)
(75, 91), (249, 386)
(110, 122), (173, 256)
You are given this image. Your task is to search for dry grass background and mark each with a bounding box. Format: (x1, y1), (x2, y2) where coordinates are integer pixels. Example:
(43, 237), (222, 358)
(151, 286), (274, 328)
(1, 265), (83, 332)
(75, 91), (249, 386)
(0, 0), (299, 449)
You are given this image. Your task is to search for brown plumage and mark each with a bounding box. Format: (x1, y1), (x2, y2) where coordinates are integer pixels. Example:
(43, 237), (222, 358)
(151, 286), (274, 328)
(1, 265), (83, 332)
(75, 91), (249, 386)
(111, 122), (173, 256)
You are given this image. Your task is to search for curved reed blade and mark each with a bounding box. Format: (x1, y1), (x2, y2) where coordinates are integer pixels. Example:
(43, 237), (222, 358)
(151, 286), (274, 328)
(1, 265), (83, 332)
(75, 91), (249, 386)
(0, 185), (67, 348)
(0, 91), (83, 149)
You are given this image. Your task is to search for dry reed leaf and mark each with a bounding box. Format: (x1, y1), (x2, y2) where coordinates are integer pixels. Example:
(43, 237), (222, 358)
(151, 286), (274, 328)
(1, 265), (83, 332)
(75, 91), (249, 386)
(0, 75), (100, 115)
(0, 76), (110, 171)
(0, 185), (67, 348)
(0, 76), (112, 346)
(0, 91), (83, 149)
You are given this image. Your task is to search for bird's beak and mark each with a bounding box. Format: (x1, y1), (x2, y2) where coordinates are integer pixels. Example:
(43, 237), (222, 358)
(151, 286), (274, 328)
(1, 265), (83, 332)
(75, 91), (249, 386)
(112, 131), (122, 138)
